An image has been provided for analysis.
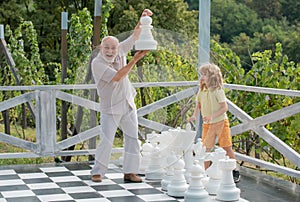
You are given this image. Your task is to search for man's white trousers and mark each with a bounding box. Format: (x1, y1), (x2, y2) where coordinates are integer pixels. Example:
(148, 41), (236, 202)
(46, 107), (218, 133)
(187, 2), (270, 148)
(91, 107), (140, 176)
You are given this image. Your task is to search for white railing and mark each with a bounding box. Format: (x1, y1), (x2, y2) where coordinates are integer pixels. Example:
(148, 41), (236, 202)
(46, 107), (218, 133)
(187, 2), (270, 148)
(0, 82), (299, 179)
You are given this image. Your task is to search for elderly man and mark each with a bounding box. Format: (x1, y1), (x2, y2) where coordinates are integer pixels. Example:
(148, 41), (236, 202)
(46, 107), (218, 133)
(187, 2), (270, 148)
(90, 9), (152, 183)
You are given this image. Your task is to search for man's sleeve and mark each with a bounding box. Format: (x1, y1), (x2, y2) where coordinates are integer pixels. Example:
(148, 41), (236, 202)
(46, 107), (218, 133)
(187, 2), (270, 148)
(119, 35), (135, 56)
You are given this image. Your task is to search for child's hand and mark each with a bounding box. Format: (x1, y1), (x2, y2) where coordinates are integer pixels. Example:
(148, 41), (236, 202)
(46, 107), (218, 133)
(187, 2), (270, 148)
(203, 116), (212, 123)
(187, 115), (196, 122)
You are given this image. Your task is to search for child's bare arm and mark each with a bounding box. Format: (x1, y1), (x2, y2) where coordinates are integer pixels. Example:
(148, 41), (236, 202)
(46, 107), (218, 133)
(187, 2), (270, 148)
(187, 101), (201, 122)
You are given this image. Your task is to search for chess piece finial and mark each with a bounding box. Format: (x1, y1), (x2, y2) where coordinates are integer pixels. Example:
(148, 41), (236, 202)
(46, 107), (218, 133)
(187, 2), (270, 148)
(135, 16), (157, 50)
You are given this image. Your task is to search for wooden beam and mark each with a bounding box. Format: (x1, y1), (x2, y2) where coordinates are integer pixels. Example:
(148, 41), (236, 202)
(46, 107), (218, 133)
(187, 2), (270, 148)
(228, 99), (300, 167)
(235, 153), (300, 179)
(0, 39), (36, 118)
(137, 86), (198, 117)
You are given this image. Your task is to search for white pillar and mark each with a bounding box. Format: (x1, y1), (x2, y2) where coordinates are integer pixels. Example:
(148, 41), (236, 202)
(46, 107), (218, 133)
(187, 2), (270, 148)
(196, 0), (211, 140)
(61, 12), (68, 30)
(198, 0), (211, 66)
(36, 90), (57, 155)
(94, 0), (102, 17)
(0, 24), (4, 39)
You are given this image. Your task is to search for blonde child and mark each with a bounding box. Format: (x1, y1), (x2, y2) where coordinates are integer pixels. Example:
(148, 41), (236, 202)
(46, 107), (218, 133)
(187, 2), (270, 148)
(188, 63), (240, 183)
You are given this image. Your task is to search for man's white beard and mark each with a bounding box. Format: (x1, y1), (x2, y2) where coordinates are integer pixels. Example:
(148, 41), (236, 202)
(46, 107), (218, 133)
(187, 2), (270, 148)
(102, 56), (116, 63)
(101, 51), (116, 63)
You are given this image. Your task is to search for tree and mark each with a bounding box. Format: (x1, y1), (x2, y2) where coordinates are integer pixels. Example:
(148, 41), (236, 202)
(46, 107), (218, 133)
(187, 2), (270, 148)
(243, 0), (282, 20)
(184, 0), (199, 10)
(211, 0), (262, 43)
(108, 0), (198, 39)
(281, 0), (300, 24)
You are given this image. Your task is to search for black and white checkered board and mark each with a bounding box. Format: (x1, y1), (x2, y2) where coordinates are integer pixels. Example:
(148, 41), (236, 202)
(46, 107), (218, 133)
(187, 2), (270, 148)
(0, 163), (249, 202)
(0, 163), (184, 202)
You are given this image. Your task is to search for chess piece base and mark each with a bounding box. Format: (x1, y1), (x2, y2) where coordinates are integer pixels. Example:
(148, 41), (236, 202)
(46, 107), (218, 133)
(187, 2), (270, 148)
(216, 184), (240, 201)
(135, 40), (157, 50)
(184, 189), (209, 202)
(205, 178), (221, 195)
(167, 184), (189, 197)
(161, 175), (173, 191)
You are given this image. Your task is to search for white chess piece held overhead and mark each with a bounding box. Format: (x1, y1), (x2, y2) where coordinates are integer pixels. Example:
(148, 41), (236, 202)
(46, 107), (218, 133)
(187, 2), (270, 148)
(135, 15), (157, 50)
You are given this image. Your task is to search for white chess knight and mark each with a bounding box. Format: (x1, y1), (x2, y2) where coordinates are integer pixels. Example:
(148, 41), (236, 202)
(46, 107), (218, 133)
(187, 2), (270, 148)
(135, 15), (157, 50)
(204, 148), (227, 195)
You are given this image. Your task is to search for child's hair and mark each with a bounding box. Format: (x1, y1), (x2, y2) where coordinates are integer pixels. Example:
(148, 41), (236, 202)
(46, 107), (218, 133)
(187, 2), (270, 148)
(199, 63), (223, 91)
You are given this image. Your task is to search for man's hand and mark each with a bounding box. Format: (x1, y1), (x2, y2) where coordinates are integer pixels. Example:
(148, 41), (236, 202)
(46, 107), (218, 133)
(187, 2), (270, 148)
(112, 50), (149, 82)
(141, 9), (153, 17)
(133, 50), (149, 62)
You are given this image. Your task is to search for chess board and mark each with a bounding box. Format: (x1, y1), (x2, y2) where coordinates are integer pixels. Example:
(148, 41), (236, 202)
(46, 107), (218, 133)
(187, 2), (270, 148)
(0, 162), (248, 202)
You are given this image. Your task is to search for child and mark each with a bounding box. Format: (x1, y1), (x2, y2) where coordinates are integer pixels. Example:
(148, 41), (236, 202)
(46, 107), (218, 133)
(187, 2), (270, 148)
(188, 63), (240, 183)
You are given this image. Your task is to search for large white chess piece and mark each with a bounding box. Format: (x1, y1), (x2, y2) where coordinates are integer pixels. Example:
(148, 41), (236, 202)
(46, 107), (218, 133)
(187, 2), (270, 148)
(139, 140), (153, 175)
(161, 152), (177, 191)
(135, 15), (157, 50)
(145, 144), (165, 180)
(216, 157), (241, 201)
(182, 123), (196, 183)
(167, 156), (189, 197)
(184, 160), (209, 202)
(204, 148), (226, 195)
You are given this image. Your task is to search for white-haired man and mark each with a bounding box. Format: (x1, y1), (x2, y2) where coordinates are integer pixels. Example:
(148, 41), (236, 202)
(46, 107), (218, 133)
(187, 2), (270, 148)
(90, 9), (152, 183)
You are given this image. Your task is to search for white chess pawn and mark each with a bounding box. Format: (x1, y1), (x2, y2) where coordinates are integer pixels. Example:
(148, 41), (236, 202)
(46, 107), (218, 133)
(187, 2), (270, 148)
(184, 160), (209, 202)
(139, 141), (154, 175)
(216, 157), (241, 201)
(167, 156), (189, 197)
(135, 15), (157, 50)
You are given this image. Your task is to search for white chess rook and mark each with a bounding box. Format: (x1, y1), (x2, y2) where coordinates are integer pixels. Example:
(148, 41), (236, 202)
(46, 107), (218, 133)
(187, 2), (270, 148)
(135, 16), (157, 50)
(216, 157), (241, 201)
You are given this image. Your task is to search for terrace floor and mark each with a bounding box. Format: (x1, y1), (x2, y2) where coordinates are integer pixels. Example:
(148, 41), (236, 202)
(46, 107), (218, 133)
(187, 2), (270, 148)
(0, 161), (298, 202)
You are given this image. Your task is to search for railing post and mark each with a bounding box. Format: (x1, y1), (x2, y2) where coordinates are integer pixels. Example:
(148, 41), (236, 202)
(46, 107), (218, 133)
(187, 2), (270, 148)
(0, 24), (4, 39)
(36, 90), (57, 155)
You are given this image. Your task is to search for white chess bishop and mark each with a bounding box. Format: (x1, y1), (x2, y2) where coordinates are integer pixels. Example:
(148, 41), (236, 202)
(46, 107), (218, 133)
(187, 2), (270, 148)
(135, 15), (157, 50)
